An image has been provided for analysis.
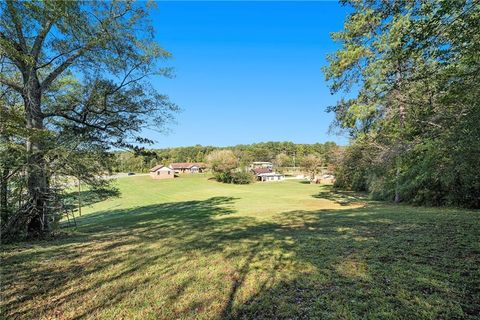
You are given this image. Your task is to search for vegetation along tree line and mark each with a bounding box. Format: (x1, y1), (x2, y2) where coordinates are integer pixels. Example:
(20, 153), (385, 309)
(323, 0), (480, 208)
(111, 141), (340, 174)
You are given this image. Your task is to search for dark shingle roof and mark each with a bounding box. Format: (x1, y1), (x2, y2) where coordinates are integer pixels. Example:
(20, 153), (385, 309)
(252, 167), (272, 175)
(170, 162), (207, 169)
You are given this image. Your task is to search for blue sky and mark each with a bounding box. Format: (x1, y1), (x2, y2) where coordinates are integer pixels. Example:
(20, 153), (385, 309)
(147, 1), (350, 147)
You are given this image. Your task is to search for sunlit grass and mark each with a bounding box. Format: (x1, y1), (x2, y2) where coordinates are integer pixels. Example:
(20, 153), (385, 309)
(2, 175), (479, 319)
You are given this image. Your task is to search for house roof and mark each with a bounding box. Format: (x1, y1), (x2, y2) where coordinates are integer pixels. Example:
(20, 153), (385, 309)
(150, 165), (170, 172)
(170, 162), (207, 169)
(252, 167), (272, 175)
(258, 172), (284, 177)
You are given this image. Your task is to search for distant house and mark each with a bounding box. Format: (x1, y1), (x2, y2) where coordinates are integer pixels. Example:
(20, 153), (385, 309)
(149, 165), (174, 179)
(250, 161), (273, 170)
(251, 167), (284, 182)
(257, 172), (285, 182)
(170, 162), (207, 174)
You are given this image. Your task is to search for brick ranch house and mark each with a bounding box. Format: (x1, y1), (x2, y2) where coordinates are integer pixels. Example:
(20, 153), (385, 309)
(170, 162), (207, 174)
(149, 165), (174, 179)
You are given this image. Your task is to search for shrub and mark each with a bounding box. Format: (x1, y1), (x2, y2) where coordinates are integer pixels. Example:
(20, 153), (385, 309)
(231, 171), (254, 184)
(214, 172), (233, 183)
(213, 171), (254, 184)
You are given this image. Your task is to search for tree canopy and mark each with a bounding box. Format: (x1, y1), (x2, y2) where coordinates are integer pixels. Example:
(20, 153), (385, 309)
(324, 0), (480, 208)
(0, 0), (177, 240)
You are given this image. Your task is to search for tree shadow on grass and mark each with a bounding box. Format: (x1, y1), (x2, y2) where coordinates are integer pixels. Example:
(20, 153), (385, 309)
(223, 207), (480, 319)
(1, 196), (242, 319)
(312, 186), (370, 206)
(61, 187), (121, 210)
(2, 199), (480, 319)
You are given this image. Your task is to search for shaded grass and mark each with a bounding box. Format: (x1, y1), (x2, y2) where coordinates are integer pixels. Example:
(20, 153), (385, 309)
(1, 175), (479, 319)
(61, 187), (121, 210)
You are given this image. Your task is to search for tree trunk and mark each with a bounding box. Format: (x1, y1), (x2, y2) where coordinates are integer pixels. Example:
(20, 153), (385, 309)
(394, 165), (401, 203)
(23, 75), (49, 236)
(394, 66), (405, 204)
(0, 167), (8, 218)
(0, 101), (9, 219)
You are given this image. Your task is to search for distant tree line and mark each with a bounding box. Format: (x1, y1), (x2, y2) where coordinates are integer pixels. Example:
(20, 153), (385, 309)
(324, 1), (480, 208)
(111, 141), (342, 174)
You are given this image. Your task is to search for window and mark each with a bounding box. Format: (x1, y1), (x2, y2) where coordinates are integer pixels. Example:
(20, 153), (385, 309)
(168, 171), (171, 174)
(157, 171), (160, 175)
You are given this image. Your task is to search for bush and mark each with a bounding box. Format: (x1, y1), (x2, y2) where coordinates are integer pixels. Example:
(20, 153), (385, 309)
(213, 172), (231, 183)
(213, 171), (254, 184)
(231, 171), (254, 184)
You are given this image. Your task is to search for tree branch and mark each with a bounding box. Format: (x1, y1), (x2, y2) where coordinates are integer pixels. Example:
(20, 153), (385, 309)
(0, 31), (26, 69)
(6, 0), (27, 52)
(40, 48), (85, 90)
(0, 76), (22, 92)
(36, 45), (83, 70)
(31, 20), (53, 61)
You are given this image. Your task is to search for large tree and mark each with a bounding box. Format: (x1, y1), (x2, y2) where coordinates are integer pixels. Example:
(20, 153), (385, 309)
(324, 0), (480, 208)
(0, 0), (177, 238)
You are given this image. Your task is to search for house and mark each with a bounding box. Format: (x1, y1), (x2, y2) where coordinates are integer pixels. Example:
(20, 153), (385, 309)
(257, 172), (285, 182)
(250, 161), (273, 170)
(170, 162), (207, 174)
(149, 165), (174, 179)
(251, 167), (284, 182)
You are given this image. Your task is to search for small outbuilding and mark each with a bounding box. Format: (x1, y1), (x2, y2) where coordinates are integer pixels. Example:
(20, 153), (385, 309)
(257, 172), (285, 182)
(251, 167), (284, 182)
(149, 165), (174, 179)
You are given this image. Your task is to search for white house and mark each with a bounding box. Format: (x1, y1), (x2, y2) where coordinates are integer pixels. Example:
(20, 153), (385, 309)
(257, 172), (285, 182)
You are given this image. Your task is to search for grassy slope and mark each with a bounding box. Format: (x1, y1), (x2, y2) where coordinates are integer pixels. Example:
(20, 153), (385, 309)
(1, 174), (479, 319)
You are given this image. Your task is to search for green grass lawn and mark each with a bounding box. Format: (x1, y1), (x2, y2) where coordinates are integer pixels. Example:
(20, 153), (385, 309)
(2, 174), (479, 319)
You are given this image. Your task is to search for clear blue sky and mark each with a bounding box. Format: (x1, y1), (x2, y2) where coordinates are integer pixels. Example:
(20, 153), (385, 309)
(147, 1), (350, 148)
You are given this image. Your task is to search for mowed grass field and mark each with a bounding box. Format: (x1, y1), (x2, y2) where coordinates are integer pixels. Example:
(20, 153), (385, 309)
(2, 174), (479, 319)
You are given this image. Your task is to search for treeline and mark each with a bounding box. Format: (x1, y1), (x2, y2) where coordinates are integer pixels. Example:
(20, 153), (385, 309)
(112, 141), (342, 173)
(325, 1), (480, 208)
